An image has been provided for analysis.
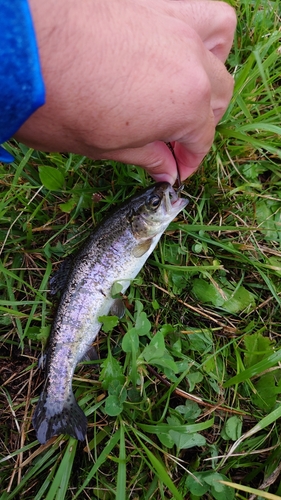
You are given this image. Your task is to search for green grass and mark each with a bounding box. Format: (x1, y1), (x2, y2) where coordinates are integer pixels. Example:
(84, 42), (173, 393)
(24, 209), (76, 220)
(1, 0), (281, 498)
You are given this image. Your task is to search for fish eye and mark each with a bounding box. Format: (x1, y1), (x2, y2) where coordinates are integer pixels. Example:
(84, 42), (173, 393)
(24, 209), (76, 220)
(148, 195), (161, 210)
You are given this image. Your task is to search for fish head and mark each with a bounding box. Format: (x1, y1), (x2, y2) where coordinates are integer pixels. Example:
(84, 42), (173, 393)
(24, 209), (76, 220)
(130, 182), (188, 239)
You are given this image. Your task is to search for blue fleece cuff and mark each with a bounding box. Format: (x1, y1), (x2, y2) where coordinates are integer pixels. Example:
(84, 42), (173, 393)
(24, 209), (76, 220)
(0, 0), (45, 162)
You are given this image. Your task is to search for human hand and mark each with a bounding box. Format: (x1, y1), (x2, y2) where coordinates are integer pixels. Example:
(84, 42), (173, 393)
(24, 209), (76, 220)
(15, 0), (236, 184)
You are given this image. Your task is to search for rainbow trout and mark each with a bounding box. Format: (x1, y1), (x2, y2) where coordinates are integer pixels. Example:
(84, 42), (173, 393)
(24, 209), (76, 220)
(32, 182), (188, 444)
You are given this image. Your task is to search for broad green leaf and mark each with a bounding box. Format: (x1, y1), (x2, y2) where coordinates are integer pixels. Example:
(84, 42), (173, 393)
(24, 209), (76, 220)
(100, 353), (125, 390)
(164, 242), (184, 265)
(187, 371), (203, 391)
(219, 407), (281, 466)
(211, 485), (235, 500)
(166, 415), (180, 426)
(25, 325), (51, 345)
(185, 472), (235, 499)
(142, 330), (165, 360)
(170, 271), (188, 295)
(172, 339), (182, 353)
(169, 430), (206, 449)
(59, 196), (77, 213)
(111, 281), (124, 297)
(192, 278), (255, 313)
(122, 327), (139, 353)
(108, 380), (127, 401)
(152, 299), (160, 310)
(256, 199), (281, 242)
(185, 474), (209, 496)
(151, 353), (178, 373)
(38, 166), (65, 190)
(127, 387), (142, 402)
(203, 357), (216, 375)
(204, 472), (224, 491)
(104, 381), (127, 416)
(159, 324), (174, 336)
(187, 330), (213, 353)
(241, 162), (265, 181)
(135, 310), (151, 336)
(157, 432), (174, 448)
(223, 285), (256, 313)
(244, 332), (274, 368)
(205, 473), (235, 498)
(221, 416), (243, 441)
(252, 373), (278, 411)
(99, 315), (119, 333)
(104, 395), (124, 416)
(192, 278), (225, 307)
(141, 332), (178, 372)
(175, 401), (202, 421)
(175, 359), (190, 373)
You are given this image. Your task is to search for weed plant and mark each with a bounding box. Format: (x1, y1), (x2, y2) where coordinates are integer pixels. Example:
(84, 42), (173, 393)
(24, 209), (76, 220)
(1, 1), (281, 499)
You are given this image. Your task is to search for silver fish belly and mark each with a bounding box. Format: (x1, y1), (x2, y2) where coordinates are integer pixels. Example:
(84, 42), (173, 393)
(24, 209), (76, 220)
(32, 182), (188, 444)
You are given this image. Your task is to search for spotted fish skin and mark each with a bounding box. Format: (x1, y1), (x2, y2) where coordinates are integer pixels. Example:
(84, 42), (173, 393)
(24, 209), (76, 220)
(32, 182), (188, 444)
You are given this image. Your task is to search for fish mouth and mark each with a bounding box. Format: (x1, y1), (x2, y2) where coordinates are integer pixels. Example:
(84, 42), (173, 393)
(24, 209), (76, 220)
(164, 184), (189, 213)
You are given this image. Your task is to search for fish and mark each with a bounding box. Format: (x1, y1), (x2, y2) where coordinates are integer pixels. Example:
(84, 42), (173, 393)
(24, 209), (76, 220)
(32, 182), (188, 444)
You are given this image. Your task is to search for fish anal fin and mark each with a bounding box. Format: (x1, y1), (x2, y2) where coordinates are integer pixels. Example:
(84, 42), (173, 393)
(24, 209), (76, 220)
(133, 239), (153, 258)
(32, 390), (87, 444)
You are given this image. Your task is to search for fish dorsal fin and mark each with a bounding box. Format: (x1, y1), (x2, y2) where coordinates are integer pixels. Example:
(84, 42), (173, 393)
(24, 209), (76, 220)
(49, 254), (73, 295)
(133, 239), (153, 258)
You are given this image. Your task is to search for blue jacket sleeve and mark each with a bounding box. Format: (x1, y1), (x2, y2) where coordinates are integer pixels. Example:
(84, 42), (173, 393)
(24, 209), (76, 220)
(0, 0), (45, 162)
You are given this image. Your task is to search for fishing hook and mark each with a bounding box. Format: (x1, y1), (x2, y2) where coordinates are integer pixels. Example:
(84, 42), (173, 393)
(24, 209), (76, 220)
(166, 142), (183, 192)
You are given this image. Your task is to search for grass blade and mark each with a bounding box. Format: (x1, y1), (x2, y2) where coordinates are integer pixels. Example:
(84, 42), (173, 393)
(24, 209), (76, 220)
(220, 480), (281, 500)
(116, 422), (126, 500)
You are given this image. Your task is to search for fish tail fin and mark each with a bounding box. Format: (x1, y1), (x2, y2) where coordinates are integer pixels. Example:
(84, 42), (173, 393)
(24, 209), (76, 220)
(32, 390), (87, 444)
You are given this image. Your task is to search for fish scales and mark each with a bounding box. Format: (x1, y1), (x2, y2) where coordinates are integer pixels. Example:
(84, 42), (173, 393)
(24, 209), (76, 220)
(46, 228), (150, 406)
(32, 182), (188, 444)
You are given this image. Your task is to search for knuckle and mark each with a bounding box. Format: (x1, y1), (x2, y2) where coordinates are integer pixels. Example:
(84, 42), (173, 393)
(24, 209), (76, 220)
(219, 4), (237, 41)
(218, 2), (237, 31)
(192, 69), (212, 105)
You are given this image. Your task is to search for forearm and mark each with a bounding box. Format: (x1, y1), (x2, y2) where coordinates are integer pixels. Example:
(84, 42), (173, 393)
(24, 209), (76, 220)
(3, 0), (236, 183)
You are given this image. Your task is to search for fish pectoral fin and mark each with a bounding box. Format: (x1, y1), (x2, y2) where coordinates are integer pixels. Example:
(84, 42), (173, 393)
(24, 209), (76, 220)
(81, 345), (99, 361)
(32, 390), (87, 444)
(133, 239), (153, 258)
(49, 254), (74, 295)
(110, 297), (125, 319)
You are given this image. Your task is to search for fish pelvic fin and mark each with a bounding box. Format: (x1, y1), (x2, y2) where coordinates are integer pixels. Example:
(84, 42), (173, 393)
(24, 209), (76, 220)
(32, 390), (87, 444)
